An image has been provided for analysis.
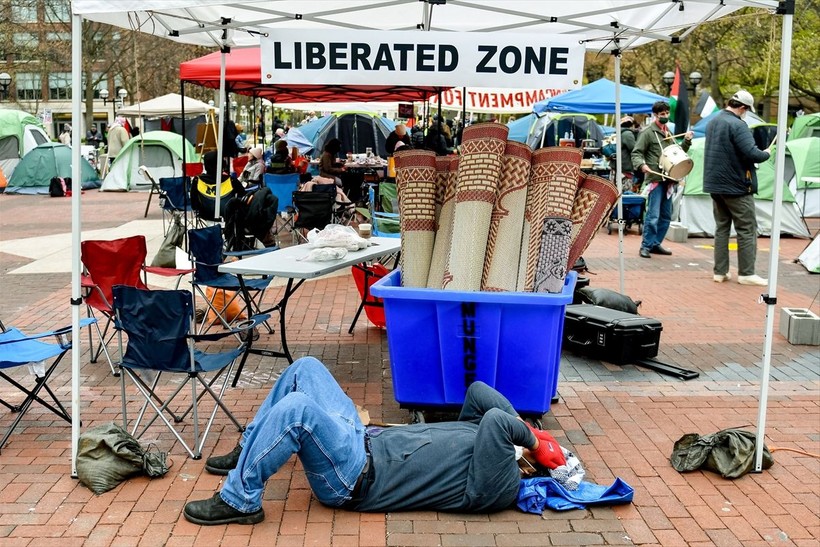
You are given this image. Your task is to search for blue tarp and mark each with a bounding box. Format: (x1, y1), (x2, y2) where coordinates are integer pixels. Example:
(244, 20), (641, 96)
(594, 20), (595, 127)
(533, 78), (667, 115)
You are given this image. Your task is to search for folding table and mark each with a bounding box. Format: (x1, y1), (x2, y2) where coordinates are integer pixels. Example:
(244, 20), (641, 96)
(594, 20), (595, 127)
(219, 237), (401, 383)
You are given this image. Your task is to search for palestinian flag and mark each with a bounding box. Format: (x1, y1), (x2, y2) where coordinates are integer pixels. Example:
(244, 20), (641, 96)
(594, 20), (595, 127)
(669, 63), (689, 134)
(695, 90), (720, 119)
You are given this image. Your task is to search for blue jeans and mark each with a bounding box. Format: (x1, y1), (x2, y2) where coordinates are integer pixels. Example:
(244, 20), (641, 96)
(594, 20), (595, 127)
(641, 182), (672, 250)
(220, 357), (366, 513)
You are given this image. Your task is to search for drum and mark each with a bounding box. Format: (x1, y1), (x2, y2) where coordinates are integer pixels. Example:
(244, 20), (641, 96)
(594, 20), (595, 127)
(659, 144), (693, 180)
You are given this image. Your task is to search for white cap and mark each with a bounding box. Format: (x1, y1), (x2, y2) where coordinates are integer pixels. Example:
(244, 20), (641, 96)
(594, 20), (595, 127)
(731, 90), (755, 112)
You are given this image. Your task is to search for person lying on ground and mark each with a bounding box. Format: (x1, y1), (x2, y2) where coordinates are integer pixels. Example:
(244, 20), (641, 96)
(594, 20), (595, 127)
(183, 356), (564, 525)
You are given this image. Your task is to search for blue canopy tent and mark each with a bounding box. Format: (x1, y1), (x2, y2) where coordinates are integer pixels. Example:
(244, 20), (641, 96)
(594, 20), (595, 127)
(533, 78), (667, 114)
(285, 112), (397, 158)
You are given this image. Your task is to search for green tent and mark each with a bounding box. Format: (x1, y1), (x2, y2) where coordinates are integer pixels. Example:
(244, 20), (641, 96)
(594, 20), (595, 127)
(789, 112), (820, 140)
(785, 137), (820, 217)
(680, 137), (809, 237)
(0, 109), (51, 180)
(101, 130), (199, 191)
(5, 143), (100, 194)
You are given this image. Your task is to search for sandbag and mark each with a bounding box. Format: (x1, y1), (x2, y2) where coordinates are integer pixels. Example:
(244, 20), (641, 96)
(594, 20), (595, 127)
(76, 422), (169, 494)
(577, 286), (641, 314)
(670, 427), (773, 479)
(151, 213), (185, 267)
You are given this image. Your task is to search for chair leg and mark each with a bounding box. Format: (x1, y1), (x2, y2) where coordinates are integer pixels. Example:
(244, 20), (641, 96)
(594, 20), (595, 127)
(144, 189), (155, 218)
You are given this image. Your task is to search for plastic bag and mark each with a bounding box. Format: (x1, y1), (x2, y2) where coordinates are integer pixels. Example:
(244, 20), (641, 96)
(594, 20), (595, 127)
(76, 422), (169, 494)
(307, 224), (369, 251)
(299, 247), (348, 262)
(577, 287), (641, 314)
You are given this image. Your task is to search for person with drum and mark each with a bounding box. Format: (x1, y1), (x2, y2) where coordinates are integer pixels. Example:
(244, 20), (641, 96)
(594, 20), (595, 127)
(703, 90), (770, 286)
(631, 101), (693, 259)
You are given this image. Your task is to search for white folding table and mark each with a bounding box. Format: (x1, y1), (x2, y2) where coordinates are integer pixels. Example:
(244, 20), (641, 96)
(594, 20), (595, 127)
(219, 237), (401, 381)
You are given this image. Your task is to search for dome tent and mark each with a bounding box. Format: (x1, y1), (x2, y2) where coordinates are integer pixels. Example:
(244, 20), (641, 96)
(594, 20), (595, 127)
(285, 112), (396, 158)
(0, 109), (50, 180)
(5, 143), (100, 194)
(101, 131), (199, 191)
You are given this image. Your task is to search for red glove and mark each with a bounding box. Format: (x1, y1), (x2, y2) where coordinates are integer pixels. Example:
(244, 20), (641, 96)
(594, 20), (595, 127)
(526, 424), (566, 469)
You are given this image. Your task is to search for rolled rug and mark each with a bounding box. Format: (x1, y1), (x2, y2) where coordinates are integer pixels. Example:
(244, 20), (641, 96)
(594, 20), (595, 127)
(533, 216), (572, 293)
(443, 122), (508, 291)
(481, 140), (532, 292)
(427, 156), (459, 288)
(567, 172), (618, 270)
(518, 147), (582, 291)
(394, 149), (438, 287)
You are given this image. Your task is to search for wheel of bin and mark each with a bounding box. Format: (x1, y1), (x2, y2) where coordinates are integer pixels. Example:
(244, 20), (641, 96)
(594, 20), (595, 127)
(638, 222), (643, 235)
(410, 410), (425, 424)
(607, 222), (612, 235)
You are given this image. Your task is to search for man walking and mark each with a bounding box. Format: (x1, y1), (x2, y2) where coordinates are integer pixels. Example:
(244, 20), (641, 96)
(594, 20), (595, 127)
(632, 101), (692, 258)
(703, 90), (770, 286)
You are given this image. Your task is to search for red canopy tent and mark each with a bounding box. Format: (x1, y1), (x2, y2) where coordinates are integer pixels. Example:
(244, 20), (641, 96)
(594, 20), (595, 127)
(180, 46), (446, 103)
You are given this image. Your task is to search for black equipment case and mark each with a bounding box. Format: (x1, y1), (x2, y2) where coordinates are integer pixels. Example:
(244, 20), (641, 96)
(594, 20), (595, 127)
(563, 304), (662, 364)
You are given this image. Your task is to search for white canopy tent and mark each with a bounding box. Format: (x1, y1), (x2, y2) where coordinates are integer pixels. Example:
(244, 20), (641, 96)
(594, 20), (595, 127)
(117, 92), (216, 118)
(70, 0), (794, 474)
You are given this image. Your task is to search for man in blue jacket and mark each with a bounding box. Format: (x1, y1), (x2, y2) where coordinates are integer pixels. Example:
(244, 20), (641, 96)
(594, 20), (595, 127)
(183, 357), (564, 525)
(703, 90), (771, 286)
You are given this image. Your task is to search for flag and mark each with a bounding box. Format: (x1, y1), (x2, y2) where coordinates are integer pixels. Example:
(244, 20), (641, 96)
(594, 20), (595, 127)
(669, 63), (689, 134)
(695, 90), (720, 119)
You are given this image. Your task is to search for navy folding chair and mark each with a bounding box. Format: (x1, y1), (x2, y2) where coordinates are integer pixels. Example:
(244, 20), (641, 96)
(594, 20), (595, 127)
(158, 176), (197, 235)
(112, 285), (267, 459)
(0, 318), (95, 453)
(264, 173), (300, 246)
(187, 225), (274, 336)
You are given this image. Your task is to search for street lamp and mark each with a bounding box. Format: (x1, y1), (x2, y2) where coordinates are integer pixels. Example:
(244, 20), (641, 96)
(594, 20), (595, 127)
(99, 88), (110, 105)
(0, 72), (11, 101)
(688, 71), (702, 96)
(116, 88), (128, 112)
(662, 71), (675, 93)
(230, 100), (238, 120)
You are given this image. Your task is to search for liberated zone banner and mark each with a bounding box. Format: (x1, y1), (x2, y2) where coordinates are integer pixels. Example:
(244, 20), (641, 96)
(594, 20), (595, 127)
(260, 30), (584, 89)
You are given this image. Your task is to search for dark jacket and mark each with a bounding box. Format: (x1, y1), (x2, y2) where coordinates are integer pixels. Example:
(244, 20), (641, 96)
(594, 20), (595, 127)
(703, 110), (771, 195)
(267, 151), (294, 174)
(619, 128), (636, 172)
(319, 151), (344, 178)
(385, 131), (411, 156)
(631, 121), (691, 185)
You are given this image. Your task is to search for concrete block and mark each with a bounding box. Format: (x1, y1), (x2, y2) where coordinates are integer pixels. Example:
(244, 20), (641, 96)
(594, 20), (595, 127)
(666, 222), (688, 243)
(779, 307), (820, 346)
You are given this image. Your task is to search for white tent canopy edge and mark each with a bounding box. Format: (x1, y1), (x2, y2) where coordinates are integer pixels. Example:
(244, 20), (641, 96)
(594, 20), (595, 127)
(69, 0), (790, 476)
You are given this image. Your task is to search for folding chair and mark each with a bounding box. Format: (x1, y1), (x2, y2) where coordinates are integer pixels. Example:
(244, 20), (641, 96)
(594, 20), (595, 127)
(291, 189), (335, 243)
(141, 166), (162, 218)
(367, 184), (400, 238)
(158, 176), (198, 236)
(0, 318), (95, 452)
(82, 235), (192, 375)
(187, 225), (275, 336)
(112, 285), (267, 459)
(264, 173), (300, 246)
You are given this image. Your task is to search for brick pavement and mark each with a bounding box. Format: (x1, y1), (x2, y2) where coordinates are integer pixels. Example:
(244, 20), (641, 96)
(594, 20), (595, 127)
(0, 190), (818, 546)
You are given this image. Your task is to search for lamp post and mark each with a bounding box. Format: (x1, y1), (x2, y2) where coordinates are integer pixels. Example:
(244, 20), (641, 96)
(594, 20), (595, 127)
(230, 100), (238, 121)
(662, 71), (675, 94)
(116, 88), (128, 114)
(0, 72), (11, 101)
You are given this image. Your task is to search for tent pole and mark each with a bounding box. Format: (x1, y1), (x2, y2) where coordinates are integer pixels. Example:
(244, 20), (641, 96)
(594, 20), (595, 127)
(214, 43), (228, 220)
(180, 79), (189, 245)
(70, 11), (84, 478)
(755, 0), (794, 472)
(614, 43), (626, 295)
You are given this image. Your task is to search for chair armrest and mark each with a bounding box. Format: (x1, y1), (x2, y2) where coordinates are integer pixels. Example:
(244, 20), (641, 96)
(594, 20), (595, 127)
(0, 318), (97, 348)
(188, 313), (271, 342)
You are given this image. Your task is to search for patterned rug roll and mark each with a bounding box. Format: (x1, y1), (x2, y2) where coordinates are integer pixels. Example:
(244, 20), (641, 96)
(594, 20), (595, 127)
(427, 156), (459, 288)
(443, 122), (508, 291)
(533, 217), (572, 293)
(567, 172), (618, 270)
(517, 147), (582, 291)
(394, 149), (438, 287)
(481, 141), (532, 292)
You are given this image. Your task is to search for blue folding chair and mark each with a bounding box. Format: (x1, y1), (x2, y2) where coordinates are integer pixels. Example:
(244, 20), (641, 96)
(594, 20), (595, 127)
(367, 184), (400, 238)
(0, 318), (95, 453)
(158, 176), (197, 236)
(112, 285), (267, 459)
(188, 225), (275, 336)
(264, 173), (300, 246)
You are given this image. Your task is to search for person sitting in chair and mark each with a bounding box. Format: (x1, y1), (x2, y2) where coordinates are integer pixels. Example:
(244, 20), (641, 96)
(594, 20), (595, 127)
(183, 357), (564, 525)
(191, 150), (234, 221)
(319, 138), (346, 186)
(267, 140), (295, 175)
(238, 146), (265, 188)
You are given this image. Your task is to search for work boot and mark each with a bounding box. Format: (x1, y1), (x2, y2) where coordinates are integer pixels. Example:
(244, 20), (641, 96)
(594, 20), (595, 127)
(738, 274), (768, 286)
(650, 245), (672, 255)
(205, 444), (242, 475)
(183, 493), (264, 525)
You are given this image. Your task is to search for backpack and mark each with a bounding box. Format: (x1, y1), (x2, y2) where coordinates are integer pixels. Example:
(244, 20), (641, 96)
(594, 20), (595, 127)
(49, 177), (69, 197)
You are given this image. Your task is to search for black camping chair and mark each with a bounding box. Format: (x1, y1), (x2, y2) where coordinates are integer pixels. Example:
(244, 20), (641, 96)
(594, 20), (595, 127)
(291, 189), (335, 243)
(112, 285), (268, 459)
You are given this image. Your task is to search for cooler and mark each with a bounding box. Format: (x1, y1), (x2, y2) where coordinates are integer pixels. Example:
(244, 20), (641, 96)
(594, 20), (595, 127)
(369, 270), (577, 415)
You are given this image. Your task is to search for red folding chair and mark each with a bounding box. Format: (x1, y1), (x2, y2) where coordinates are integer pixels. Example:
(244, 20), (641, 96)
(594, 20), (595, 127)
(82, 235), (192, 375)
